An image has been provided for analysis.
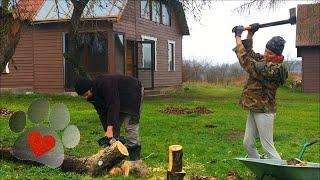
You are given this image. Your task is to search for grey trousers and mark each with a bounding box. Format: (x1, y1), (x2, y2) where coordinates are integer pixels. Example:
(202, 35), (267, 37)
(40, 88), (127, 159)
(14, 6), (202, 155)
(119, 115), (140, 147)
(243, 111), (281, 159)
(117, 87), (144, 148)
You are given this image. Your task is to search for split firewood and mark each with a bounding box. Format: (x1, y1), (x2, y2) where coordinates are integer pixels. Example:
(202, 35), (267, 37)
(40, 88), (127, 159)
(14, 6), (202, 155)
(286, 158), (307, 166)
(0, 141), (128, 176)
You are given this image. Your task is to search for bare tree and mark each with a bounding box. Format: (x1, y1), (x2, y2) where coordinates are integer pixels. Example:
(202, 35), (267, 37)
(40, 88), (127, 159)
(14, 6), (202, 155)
(178, 0), (212, 21)
(235, 0), (320, 14)
(0, 0), (32, 75)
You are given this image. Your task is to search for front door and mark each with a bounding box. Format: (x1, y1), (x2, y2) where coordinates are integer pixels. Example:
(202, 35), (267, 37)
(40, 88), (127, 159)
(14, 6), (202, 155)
(64, 32), (108, 90)
(133, 40), (155, 90)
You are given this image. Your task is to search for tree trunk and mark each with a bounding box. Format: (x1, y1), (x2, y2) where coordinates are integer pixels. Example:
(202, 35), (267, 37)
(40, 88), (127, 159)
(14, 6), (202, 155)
(0, 7), (22, 74)
(63, 0), (91, 79)
(0, 141), (129, 176)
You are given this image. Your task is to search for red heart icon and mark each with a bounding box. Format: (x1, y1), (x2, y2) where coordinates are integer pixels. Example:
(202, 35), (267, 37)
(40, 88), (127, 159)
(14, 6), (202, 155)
(27, 131), (56, 157)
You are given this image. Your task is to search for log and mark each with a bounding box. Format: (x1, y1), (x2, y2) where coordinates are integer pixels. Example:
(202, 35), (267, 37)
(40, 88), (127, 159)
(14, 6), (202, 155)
(84, 141), (129, 176)
(109, 160), (149, 177)
(167, 170), (186, 180)
(168, 145), (183, 172)
(0, 141), (128, 176)
(167, 145), (186, 180)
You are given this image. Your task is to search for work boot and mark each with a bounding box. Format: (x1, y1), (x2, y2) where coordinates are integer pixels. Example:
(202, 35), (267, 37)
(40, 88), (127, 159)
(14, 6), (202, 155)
(127, 145), (141, 161)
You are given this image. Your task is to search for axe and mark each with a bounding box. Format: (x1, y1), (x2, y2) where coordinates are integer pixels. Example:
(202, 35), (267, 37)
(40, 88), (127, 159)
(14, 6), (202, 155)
(232, 8), (296, 32)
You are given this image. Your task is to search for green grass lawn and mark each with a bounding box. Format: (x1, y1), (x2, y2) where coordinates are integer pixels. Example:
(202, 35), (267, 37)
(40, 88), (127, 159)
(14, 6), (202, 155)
(0, 83), (319, 179)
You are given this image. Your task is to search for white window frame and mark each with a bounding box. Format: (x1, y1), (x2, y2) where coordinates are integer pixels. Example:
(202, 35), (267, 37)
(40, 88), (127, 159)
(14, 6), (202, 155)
(167, 40), (175, 72)
(141, 35), (157, 71)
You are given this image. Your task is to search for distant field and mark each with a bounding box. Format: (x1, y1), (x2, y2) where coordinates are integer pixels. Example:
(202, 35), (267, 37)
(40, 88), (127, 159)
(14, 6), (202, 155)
(0, 83), (319, 179)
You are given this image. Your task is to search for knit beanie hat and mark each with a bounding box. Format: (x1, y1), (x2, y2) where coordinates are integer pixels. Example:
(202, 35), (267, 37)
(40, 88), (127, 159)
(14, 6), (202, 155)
(74, 77), (93, 95)
(266, 36), (286, 55)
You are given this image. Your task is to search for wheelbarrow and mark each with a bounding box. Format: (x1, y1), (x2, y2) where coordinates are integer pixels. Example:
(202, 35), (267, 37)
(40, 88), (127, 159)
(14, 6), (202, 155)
(235, 140), (320, 180)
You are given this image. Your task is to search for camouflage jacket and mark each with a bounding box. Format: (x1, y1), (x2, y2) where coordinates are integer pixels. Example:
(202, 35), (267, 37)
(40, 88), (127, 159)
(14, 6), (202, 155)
(233, 39), (288, 113)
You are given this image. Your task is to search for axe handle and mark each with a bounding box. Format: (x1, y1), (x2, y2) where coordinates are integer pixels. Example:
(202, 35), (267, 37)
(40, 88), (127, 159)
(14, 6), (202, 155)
(242, 18), (296, 31)
(259, 19), (294, 28)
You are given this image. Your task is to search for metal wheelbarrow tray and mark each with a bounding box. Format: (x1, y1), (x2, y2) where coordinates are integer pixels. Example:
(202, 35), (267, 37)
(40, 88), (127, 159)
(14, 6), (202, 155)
(235, 157), (320, 180)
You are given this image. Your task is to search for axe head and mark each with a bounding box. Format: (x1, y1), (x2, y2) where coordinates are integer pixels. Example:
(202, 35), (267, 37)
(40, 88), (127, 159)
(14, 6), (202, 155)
(289, 8), (296, 25)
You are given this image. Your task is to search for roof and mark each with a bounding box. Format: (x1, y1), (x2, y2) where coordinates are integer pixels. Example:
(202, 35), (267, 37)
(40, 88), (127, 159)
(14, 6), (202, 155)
(17, 0), (127, 23)
(296, 3), (320, 47)
(15, 0), (46, 19)
(16, 0), (189, 35)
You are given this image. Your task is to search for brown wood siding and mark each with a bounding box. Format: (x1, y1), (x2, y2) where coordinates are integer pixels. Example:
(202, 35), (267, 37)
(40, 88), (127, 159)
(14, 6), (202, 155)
(296, 3), (320, 47)
(2, 22), (114, 93)
(114, 0), (184, 87)
(0, 28), (34, 89)
(33, 27), (65, 93)
(300, 47), (320, 92)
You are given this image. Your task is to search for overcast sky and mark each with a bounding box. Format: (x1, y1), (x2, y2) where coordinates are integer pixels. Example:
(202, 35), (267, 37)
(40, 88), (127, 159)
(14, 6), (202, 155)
(182, 1), (315, 64)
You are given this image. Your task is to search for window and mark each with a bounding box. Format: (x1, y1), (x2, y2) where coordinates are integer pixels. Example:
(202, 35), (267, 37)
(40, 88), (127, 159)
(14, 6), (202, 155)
(152, 0), (160, 23)
(140, 0), (150, 19)
(2, 62), (10, 74)
(168, 40), (175, 71)
(141, 0), (171, 25)
(65, 32), (107, 74)
(162, 3), (170, 25)
(114, 33), (125, 74)
(141, 35), (157, 71)
(142, 43), (152, 68)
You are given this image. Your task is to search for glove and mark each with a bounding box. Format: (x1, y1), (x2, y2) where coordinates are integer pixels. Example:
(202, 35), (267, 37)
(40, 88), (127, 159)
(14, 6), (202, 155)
(249, 23), (259, 34)
(97, 136), (117, 148)
(232, 25), (244, 37)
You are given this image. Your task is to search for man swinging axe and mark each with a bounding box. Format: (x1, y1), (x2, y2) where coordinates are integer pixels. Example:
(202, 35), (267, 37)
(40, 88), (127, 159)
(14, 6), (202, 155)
(232, 23), (288, 159)
(74, 74), (147, 171)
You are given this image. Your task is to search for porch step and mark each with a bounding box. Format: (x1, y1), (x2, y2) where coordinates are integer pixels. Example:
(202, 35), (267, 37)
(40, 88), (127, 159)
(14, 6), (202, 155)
(144, 89), (161, 96)
(143, 85), (182, 98)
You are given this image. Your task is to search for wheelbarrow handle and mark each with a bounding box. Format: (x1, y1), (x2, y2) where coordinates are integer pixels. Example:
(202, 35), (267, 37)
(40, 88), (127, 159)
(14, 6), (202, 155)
(307, 139), (318, 146)
(297, 139), (318, 160)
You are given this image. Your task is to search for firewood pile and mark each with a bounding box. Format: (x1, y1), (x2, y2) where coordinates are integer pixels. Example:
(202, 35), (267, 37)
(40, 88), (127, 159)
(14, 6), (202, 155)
(160, 106), (213, 115)
(286, 158), (308, 166)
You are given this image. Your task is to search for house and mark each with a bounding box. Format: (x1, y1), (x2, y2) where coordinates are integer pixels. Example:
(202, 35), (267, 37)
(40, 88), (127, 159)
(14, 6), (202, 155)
(296, 3), (320, 92)
(0, 0), (189, 92)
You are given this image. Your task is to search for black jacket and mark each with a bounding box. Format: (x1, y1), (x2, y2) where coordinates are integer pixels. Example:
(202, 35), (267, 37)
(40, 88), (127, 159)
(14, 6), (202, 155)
(87, 74), (142, 131)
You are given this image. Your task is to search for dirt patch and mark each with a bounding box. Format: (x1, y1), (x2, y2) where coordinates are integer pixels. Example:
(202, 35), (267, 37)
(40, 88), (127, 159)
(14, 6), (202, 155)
(225, 131), (245, 141)
(0, 108), (14, 117)
(159, 106), (213, 115)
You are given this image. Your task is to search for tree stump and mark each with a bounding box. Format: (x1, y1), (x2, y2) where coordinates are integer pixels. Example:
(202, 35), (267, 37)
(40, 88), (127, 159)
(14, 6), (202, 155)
(0, 141), (128, 176)
(167, 145), (186, 180)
